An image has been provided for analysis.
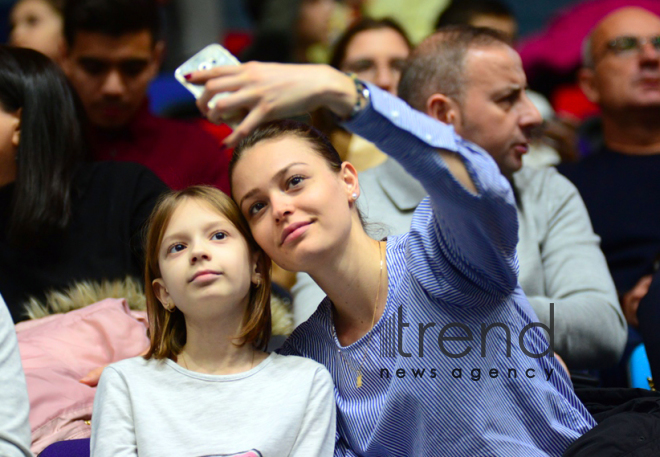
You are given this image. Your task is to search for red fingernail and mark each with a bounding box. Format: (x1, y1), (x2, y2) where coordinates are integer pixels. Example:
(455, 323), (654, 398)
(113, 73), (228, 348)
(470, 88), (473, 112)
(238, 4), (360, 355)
(184, 73), (192, 80)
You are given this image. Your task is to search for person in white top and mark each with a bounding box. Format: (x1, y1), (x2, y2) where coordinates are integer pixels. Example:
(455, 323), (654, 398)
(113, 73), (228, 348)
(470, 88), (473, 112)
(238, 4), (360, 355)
(0, 294), (32, 457)
(90, 186), (335, 457)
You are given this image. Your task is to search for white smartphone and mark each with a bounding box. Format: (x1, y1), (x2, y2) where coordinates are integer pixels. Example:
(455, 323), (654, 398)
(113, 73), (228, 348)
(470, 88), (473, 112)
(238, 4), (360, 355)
(174, 43), (240, 110)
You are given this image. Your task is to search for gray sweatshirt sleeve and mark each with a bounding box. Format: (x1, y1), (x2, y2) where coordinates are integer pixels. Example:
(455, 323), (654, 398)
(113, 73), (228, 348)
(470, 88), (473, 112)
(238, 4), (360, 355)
(90, 366), (137, 457)
(290, 366), (336, 456)
(0, 295), (33, 457)
(517, 168), (626, 369)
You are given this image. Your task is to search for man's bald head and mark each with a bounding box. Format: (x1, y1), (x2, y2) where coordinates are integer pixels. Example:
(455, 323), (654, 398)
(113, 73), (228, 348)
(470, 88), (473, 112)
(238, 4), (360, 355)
(398, 25), (541, 179)
(583, 7), (660, 69)
(579, 7), (660, 113)
(397, 25), (510, 112)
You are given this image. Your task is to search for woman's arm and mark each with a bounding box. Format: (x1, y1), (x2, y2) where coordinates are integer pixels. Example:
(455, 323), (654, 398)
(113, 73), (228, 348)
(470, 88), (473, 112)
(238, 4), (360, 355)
(190, 63), (477, 194)
(188, 63), (517, 301)
(343, 83), (519, 303)
(90, 367), (138, 457)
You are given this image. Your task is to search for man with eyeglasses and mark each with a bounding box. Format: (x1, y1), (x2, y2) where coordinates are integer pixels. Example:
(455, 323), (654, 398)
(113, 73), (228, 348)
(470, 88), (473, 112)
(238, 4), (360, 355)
(559, 7), (660, 385)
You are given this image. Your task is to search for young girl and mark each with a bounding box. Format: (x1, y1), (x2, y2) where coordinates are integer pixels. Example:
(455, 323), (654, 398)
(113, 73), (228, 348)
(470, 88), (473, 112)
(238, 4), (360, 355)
(186, 63), (595, 455)
(90, 186), (335, 457)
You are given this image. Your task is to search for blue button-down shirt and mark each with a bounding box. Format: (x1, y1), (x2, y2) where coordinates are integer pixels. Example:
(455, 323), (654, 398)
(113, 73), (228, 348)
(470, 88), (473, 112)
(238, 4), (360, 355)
(280, 84), (595, 456)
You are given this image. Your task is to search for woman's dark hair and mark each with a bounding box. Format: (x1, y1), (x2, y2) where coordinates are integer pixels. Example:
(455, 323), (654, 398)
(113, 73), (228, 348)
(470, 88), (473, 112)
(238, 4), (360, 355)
(230, 119), (368, 227)
(329, 17), (412, 70)
(0, 46), (84, 246)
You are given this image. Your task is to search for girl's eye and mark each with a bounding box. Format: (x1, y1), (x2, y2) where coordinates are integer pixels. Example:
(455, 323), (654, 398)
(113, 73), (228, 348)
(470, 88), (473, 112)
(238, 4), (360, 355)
(287, 175), (305, 189)
(211, 232), (226, 241)
(167, 243), (186, 254)
(248, 202), (266, 216)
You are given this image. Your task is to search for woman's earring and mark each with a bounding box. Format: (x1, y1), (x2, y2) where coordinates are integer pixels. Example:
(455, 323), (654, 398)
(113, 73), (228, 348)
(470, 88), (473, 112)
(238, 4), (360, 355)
(351, 192), (358, 201)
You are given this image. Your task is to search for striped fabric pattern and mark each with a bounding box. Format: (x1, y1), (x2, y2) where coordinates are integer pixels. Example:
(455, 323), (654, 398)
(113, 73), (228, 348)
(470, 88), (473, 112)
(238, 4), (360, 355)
(280, 84), (596, 456)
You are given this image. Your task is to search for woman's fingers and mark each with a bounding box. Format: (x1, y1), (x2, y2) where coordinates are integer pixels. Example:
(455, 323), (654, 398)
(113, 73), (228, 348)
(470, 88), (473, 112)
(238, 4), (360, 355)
(79, 365), (106, 387)
(224, 105), (272, 147)
(197, 74), (250, 115)
(185, 64), (242, 85)
(188, 62), (355, 143)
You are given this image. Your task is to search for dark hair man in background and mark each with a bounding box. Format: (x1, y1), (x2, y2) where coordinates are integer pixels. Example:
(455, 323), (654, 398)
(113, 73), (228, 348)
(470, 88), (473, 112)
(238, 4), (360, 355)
(61, 0), (231, 193)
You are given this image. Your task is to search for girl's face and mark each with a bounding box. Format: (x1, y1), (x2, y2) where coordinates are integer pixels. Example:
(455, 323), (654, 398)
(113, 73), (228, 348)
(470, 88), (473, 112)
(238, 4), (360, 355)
(0, 107), (21, 187)
(231, 135), (359, 272)
(152, 198), (259, 321)
(10, 0), (63, 61)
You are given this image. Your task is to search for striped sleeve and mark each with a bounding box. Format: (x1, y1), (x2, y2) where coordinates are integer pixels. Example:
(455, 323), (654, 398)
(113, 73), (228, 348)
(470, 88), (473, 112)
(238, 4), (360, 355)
(342, 83), (519, 305)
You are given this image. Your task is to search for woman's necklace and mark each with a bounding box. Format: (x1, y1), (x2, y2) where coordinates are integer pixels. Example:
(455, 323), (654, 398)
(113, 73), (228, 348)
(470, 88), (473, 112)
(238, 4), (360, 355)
(336, 241), (384, 388)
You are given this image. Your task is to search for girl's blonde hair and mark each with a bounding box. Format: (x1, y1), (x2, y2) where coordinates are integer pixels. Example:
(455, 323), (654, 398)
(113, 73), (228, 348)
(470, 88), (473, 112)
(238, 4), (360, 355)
(143, 186), (272, 360)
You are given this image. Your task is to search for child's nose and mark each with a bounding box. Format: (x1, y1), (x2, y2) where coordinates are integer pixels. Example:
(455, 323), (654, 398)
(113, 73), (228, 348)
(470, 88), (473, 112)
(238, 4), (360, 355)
(189, 244), (211, 263)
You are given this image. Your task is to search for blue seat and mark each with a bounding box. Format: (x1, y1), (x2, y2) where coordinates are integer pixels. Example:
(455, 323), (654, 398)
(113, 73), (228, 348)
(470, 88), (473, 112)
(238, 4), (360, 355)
(629, 344), (653, 389)
(39, 438), (90, 457)
(147, 73), (195, 116)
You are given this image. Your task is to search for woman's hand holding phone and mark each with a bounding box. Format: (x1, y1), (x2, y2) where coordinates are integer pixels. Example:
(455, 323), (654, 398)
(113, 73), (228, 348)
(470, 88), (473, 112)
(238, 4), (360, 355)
(185, 62), (357, 147)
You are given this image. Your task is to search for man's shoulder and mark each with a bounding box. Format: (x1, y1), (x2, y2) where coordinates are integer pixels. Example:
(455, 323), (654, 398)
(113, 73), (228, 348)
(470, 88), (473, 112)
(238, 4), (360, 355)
(557, 146), (658, 185)
(82, 160), (156, 177)
(148, 115), (220, 145)
(76, 161), (166, 192)
(514, 166), (576, 199)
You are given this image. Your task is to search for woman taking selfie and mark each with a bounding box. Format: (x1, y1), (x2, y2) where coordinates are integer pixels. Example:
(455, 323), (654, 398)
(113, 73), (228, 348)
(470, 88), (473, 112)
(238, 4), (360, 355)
(186, 61), (595, 455)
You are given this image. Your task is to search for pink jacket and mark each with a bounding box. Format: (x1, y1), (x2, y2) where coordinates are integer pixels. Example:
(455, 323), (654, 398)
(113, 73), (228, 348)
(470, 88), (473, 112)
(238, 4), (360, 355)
(16, 299), (149, 455)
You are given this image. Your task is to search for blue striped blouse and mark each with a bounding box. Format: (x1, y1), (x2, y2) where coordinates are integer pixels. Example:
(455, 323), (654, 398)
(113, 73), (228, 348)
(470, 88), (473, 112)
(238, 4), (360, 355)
(279, 83), (596, 456)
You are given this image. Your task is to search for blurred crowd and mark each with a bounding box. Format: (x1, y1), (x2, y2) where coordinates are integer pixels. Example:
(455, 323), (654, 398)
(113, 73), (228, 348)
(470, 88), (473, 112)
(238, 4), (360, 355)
(2, 0), (660, 455)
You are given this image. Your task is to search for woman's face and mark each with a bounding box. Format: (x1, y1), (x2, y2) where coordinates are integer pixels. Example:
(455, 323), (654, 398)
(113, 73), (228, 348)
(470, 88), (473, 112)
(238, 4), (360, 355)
(340, 28), (410, 95)
(297, 0), (335, 46)
(231, 135), (358, 271)
(10, 0), (63, 61)
(0, 107), (21, 187)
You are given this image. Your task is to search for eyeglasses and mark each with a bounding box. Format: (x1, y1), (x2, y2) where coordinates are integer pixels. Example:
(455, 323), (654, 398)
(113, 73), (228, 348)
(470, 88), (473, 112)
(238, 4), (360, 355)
(605, 35), (660, 55)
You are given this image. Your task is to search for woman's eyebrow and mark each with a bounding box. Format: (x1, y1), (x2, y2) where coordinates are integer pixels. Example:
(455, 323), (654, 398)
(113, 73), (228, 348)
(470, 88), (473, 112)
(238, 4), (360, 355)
(239, 162), (307, 209)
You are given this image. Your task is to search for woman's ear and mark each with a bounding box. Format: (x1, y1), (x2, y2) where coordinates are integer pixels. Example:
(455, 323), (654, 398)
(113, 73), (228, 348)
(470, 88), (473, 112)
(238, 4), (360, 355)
(340, 161), (360, 202)
(251, 253), (263, 286)
(11, 108), (21, 148)
(152, 278), (174, 311)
